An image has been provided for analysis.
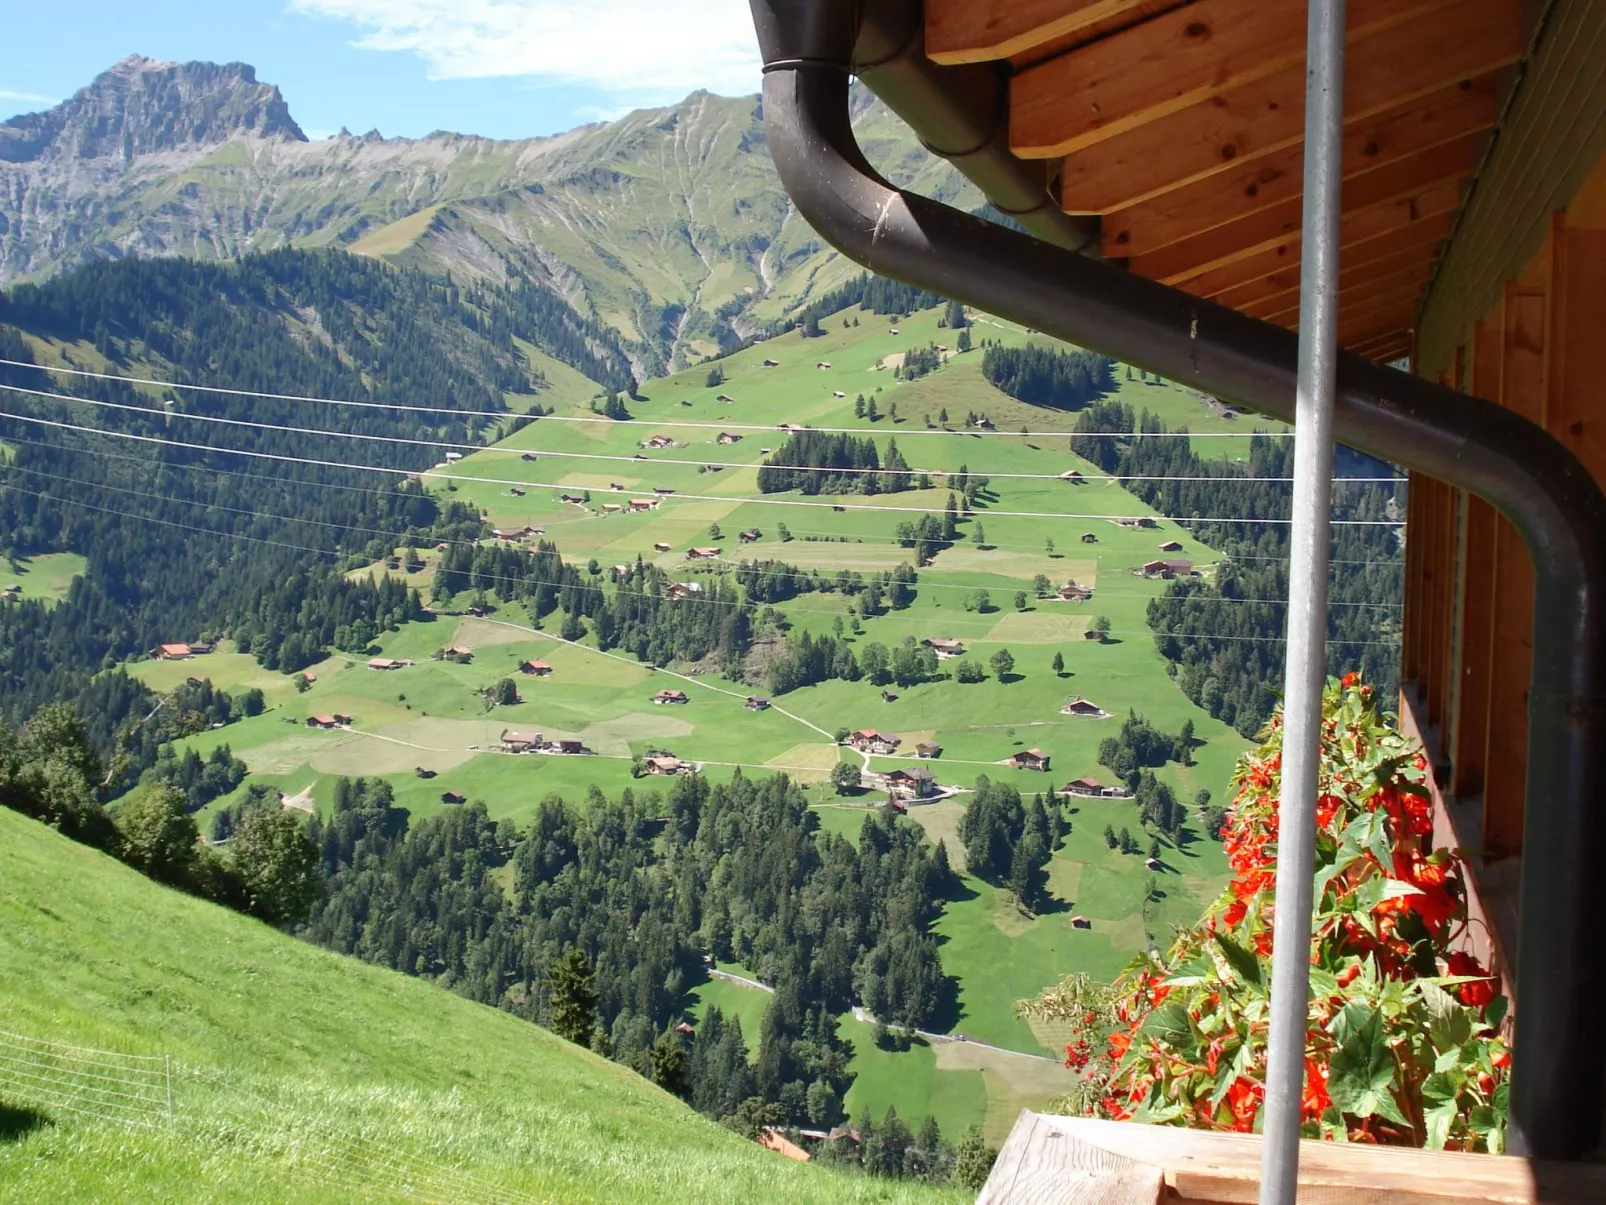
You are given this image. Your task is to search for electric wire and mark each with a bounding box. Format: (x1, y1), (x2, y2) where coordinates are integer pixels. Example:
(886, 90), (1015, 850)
(1, 460), (1402, 611)
(0, 404), (1401, 526)
(0, 425), (1411, 569)
(0, 480), (1400, 646)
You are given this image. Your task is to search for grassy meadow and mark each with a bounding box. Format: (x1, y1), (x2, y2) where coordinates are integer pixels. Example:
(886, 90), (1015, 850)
(0, 809), (960, 1205)
(0, 551), (86, 607)
(110, 304), (1269, 1145)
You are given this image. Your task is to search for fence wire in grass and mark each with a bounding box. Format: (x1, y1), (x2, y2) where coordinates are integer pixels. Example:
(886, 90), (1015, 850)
(0, 1028), (548, 1205)
(0, 1029), (171, 1130)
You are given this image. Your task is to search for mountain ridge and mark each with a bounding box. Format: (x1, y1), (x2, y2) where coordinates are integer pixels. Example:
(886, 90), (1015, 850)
(0, 58), (974, 370)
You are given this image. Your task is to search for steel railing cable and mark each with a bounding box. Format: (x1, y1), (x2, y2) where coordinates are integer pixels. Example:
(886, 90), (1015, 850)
(0, 357), (1308, 439)
(0, 426), (1411, 571)
(0, 460), (1402, 612)
(0, 404), (1401, 526)
(0, 479), (1399, 647)
(0, 374), (1403, 485)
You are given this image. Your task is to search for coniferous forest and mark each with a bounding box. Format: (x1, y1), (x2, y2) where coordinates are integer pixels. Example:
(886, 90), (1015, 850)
(1071, 400), (1403, 735)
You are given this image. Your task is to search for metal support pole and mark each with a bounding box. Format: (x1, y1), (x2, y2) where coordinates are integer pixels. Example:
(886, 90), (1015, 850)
(1259, 3), (1345, 1203)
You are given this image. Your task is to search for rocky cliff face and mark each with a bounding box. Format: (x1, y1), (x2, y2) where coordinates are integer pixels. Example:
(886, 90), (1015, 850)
(0, 55), (305, 164)
(0, 58), (971, 368)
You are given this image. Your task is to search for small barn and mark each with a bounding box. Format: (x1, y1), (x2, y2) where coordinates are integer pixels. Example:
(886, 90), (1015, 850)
(686, 547), (722, 560)
(653, 689), (690, 705)
(520, 660), (552, 676)
(1008, 748), (1052, 772)
(1061, 697), (1107, 717)
(914, 741), (942, 759)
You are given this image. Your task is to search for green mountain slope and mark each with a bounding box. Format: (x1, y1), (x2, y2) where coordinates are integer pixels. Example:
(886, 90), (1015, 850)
(0, 807), (957, 1204)
(0, 57), (974, 370)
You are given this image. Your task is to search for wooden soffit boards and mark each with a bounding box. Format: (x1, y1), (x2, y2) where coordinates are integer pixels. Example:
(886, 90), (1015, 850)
(1418, 0), (1606, 373)
(1020, 0), (1521, 212)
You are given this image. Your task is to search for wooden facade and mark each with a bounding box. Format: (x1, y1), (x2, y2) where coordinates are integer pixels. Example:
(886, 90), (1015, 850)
(1399, 159), (1606, 990)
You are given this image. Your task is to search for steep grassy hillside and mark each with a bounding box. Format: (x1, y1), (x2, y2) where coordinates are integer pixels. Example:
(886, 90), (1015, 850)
(0, 807), (958, 1204)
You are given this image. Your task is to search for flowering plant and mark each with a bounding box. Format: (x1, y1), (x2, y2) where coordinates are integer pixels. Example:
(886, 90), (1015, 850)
(1022, 676), (1510, 1151)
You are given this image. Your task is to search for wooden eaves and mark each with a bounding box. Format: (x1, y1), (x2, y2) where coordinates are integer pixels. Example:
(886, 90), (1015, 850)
(916, 0), (1529, 364)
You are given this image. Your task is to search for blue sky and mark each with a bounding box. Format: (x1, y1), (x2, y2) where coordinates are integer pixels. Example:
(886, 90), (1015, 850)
(0, 0), (763, 141)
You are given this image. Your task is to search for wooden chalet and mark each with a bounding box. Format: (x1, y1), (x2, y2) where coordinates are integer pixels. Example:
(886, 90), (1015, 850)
(685, 546), (722, 560)
(151, 643), (196, 660)
(644, 434), (676, 449)
(745, 696), (771, 711)
(1058, 581), (1093, 601)
(1007, 748), (1052, 772)
(1080, 532), (1099, 544)
(558, 493), (586, 505)
(922, 636), (965, 657)
(738, 527), (762, 543)
(1158, 539), (1185, 553)
(306, 714), (350, 730)
(1063, 777), (1130, 800)
(519, 659), (552, 676)
(366, 657), (413, 671)
(848, 729), (901, 754)
(880, 765), (937, 799)
(654, 542), (672, 553)
(440, 791), (466, 805)
(1140, 558), (1195, 579)
(914, 741), (942, 759)
(1062, 697), (1108, 718)
(645, 754), (685, 775)
(717, 431), (742, 444)
(747, 0), (1606, 1178)
(666, 582), (702, 601)
(652, 689), (690, 705)
(500, 730), (542, 754)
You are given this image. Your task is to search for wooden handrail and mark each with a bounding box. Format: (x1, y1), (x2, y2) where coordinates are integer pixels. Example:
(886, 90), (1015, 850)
(978, 1112), (1606, 1204)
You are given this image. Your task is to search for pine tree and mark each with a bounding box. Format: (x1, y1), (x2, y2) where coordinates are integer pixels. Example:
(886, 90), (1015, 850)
(706, 364), (726, 387)
(865, 396), (879, 422)
(1104, 823), (1118, 849)
(953, 1125), (998, 1191)
(547, 948), (599, 1045)
(1051, 651), (1065, 676)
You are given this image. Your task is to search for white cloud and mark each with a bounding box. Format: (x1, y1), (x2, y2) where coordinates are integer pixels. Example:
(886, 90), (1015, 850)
(287, 0), (762, 97)
(0, 89), (60, 107)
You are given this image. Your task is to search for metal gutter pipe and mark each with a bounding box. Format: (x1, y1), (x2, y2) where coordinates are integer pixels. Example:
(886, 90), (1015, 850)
(1259, 3), (1345, 1200)
(749, 0), (1606, 1159)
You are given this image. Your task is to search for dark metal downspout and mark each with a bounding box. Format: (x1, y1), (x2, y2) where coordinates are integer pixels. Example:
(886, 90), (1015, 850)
(749, 0), (1606, 1159)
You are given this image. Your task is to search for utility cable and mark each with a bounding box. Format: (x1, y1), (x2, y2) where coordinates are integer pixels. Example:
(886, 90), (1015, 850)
(0, 404), (1400, 526)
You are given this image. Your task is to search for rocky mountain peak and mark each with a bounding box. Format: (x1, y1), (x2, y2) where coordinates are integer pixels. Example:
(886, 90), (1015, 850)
(0, 54), (306, 164)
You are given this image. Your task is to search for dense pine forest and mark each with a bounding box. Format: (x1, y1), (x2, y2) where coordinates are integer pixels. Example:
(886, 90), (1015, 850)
(980, 343), (1115, 410)
(0, 249), (638, 737)
(1071, 401), (1404, 735)
(756, 430), (916, 495)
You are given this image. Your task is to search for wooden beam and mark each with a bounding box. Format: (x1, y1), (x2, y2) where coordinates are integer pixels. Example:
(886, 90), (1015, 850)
(978, 1112), (1606, 1205)
(1131, 138), (1477, 283)
(1199, 213), (1453, 307)
(1548, 214), (1606, 482)
(1103, 77), (1498, 259)
(1424, 477), (1455, 726)
(925, 0), (1164, 67)
(1051, 0), (1523, 212)
(1239, 244), (1445, 326)
(1451, 321), (1502, 797)
(1251, 255), (1438, 323)
(1330, 279), (1432, 329)
(977, 1111), (1163, 1205)
(1013, 0), (1453, 160)
(1484, 281), (1547, 858)
(1341, 313), (1419, 349)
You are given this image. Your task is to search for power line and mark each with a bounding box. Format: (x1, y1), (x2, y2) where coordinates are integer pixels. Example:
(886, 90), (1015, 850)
(0, 480), (1400, 646)
(0, 405), (1400, 526)
(5, 457), (1406, 612)
(0, 379), (1405, 485)
(0, 427), (1412, 570)
(0, 357), (1310, 440)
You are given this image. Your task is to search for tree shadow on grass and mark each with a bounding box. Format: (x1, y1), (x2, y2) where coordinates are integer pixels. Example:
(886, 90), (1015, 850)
(0, 1103), (49, 1143)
